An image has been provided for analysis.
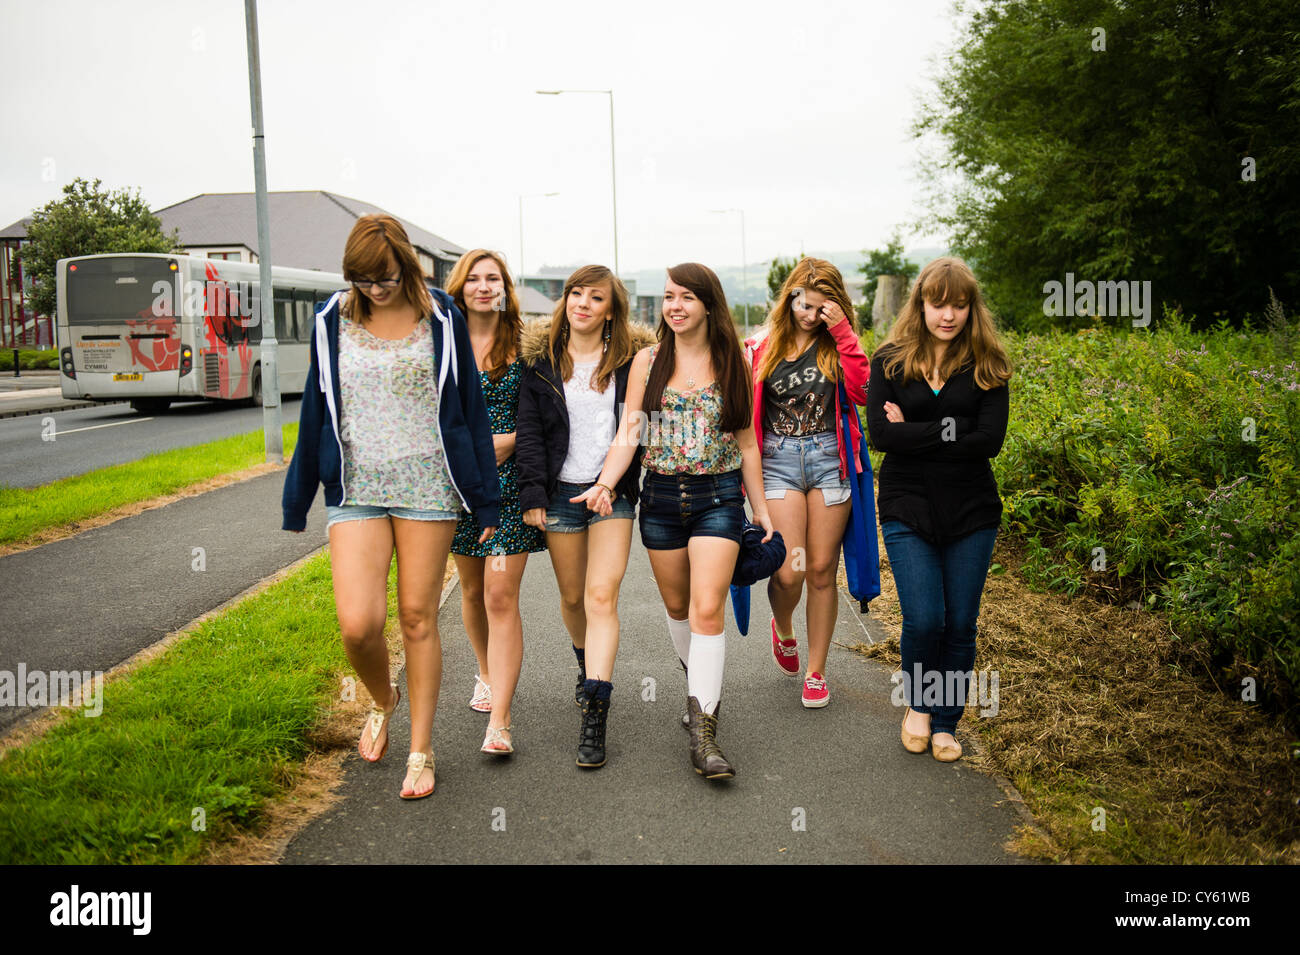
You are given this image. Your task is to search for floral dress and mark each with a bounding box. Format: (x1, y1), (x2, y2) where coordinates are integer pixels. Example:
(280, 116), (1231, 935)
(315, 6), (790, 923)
(640, 344), (743, 475)
(451, 357), (546, 557)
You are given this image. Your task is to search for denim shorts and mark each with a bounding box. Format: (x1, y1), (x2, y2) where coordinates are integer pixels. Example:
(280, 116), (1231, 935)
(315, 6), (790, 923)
(325, 503), (462, 529)
(761, 431), (850, 505)
(638, 469), (745, 550)
(544, 479), (635, 533)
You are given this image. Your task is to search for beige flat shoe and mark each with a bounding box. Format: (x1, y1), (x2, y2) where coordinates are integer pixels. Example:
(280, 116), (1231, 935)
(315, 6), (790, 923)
(901, 706), (930, 754)
(931, 733), (962, 762)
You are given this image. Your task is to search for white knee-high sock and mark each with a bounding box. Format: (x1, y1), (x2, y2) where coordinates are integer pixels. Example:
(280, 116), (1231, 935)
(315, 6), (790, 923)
(687, 631), (725, 714)
(666, 612), (692, 668)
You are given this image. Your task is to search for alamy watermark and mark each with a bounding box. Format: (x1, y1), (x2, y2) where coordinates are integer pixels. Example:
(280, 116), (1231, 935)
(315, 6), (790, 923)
(890, 664), (999, 717)
(0, 665), (104, 716)
(1042, 273), (1152, 327)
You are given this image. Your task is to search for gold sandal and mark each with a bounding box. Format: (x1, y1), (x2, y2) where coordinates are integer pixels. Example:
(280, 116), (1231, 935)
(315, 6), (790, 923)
(360, 682), (400, 763)
(400, 751), (435, 799)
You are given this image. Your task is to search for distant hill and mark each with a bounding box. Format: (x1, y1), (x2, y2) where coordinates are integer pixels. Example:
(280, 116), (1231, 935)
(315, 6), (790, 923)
(620, 246), (949, 306)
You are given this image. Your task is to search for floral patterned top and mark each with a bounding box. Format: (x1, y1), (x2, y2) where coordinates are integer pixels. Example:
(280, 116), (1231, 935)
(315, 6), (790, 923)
(338, 314), (461, 512)
(640, 344), (743, 475)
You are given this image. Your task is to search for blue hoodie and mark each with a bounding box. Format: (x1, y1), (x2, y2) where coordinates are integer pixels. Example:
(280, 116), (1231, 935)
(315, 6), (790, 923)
(281, 286), (501, 532)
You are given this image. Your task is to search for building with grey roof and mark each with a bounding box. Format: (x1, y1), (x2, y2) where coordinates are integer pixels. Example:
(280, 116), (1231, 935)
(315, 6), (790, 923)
(1, 191), (466, 346)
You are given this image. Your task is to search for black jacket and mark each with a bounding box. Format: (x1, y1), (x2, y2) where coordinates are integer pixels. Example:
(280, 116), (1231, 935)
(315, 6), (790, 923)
(865, 343), (1009, 546)
(516, 318), (657, 512)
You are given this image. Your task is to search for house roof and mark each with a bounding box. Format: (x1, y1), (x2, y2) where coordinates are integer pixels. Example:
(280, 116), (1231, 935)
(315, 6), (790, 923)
(151, 191), (465, 272)
(0, 217), (33, 240)
(517, 284), (556, 316)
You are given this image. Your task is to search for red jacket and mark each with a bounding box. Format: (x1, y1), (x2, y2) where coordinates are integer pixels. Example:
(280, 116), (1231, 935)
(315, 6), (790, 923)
(745, 317), (870, 479)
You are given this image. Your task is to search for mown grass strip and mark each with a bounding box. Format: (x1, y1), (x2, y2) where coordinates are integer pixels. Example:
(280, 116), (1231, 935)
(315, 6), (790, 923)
(0, 423), (298, 548)
(0, 549), (359, 864)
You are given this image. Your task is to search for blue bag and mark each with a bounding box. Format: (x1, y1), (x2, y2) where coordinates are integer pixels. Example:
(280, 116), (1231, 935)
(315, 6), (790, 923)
(838, 381), (880, 611)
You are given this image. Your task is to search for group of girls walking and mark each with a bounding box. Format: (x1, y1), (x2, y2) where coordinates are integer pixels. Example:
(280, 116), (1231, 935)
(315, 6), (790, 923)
(283, 212), (1012, 799)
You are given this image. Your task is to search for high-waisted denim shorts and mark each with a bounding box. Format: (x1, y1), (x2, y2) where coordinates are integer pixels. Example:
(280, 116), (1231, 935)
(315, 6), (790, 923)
(638, 469), (745, 550)
(761, 431), (850, 506)
(325, 503), (462, 529)
(544, 479), (635, 533)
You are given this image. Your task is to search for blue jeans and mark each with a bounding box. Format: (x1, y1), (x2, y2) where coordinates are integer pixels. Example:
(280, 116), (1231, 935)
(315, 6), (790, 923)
(544, 479), (635, 533)
(881, 520), (998, 735)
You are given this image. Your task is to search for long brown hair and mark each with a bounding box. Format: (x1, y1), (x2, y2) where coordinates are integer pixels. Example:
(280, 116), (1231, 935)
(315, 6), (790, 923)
(759, 257), (855, 384)
(876, 256), (1012, 391)
(445, 250), (521, 381)
(643, 262), (751, 432)
(340, 214), (433, 323)
(547, 264), (633, 392)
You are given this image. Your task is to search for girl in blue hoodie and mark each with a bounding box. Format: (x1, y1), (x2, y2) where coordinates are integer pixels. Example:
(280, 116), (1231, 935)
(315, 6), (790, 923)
(282, 214), (499, 799)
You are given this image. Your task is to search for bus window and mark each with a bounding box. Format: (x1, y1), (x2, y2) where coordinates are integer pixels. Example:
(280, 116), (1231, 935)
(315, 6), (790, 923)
(294, 290), (314, 342)
(274, 288), (294, 342)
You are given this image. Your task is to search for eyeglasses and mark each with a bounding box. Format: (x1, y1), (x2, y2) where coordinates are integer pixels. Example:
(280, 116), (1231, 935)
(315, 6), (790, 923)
(350, 275), (401, 290)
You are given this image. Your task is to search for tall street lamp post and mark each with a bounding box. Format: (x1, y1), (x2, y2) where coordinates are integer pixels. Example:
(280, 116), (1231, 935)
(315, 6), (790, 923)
(536, 89), (619, 277)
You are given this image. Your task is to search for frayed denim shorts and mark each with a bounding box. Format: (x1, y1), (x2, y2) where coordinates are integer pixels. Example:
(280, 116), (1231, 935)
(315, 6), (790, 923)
(326, 503), (462, 529)
(761, 431), (850, 506)
(544, 479), (635, 533)
(638, 469), (745, 551)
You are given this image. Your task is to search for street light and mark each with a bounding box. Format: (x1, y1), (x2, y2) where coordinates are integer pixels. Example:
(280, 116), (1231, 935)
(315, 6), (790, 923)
(518, 192), (559, 287)
(711, 208), (749, 338)
(536, 89), (619, 277)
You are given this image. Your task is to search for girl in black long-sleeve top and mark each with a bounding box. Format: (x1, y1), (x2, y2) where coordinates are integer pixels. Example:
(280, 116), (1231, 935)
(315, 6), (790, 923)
(865, 256), (1012, 762)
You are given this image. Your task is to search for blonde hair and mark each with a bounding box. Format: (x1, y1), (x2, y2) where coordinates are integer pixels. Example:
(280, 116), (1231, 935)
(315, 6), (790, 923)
(445, 250), (521, 381)
(759, 257), (855, 384)
(877, 256), (1012, 391)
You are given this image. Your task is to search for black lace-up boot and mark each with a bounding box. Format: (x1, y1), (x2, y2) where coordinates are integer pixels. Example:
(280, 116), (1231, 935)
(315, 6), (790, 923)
(576, 680), (611, 769)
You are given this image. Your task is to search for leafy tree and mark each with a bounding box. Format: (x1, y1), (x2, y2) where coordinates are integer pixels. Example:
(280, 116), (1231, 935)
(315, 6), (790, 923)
(23, 178), (179, 317)
(858, 233), (918, 324)
(767, 255), (802, 301)
(917, 0), (1300, 329)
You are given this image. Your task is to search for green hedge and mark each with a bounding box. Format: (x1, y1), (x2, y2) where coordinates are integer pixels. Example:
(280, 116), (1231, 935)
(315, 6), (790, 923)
(0, 348), (58, 371)
(859, 312), (1300, 717)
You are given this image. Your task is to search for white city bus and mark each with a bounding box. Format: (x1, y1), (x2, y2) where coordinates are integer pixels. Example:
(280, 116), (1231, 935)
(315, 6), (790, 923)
(56, 253), (344, 414)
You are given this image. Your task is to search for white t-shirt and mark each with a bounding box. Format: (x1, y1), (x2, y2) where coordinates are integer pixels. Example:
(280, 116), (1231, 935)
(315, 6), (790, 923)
(558, 359), (618, 483)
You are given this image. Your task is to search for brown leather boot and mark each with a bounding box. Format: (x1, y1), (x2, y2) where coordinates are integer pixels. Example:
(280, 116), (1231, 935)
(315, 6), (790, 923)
(687, 696), (735, 780)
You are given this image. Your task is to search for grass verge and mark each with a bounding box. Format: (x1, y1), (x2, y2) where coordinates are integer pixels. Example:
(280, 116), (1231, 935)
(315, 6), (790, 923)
(0, 549), (357, 864)
(851, 531), (1300, 864)
(0, 423), (298, 550)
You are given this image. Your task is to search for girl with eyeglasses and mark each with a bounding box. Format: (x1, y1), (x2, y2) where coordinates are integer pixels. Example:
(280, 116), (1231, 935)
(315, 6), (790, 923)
(282, 214), (499, 799)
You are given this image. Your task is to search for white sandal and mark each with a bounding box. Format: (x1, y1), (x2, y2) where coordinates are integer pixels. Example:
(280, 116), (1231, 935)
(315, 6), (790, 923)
(480, 725), (513, 756)
(469, 675), (492, 713)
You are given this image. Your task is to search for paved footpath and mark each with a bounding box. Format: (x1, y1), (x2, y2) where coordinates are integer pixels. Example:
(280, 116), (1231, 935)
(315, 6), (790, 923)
(0, 468), (1033, 863)
(283, 537), (1033, 865)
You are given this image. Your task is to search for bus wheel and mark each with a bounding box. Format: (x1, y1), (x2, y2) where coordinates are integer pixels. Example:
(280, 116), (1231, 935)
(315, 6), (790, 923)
(247, 365), (262, 407)
(130, 398), (170, 415)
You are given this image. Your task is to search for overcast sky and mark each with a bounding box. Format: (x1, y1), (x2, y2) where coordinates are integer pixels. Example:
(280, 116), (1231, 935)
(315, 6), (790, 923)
(2, 0), (961, 278)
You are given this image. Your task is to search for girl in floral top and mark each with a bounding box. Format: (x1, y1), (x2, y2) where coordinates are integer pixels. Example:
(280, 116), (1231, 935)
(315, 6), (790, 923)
(445, 250), (544, 757)
(585, 262), (772, 781)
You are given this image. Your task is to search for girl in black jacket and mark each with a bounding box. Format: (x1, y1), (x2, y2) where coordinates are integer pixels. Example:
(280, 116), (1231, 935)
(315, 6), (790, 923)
(865, 257), (1012, 763)
(516, 265), (655, 768)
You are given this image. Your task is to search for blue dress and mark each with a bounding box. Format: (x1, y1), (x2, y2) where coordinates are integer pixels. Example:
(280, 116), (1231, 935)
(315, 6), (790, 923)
(451, 357), (546, 557)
